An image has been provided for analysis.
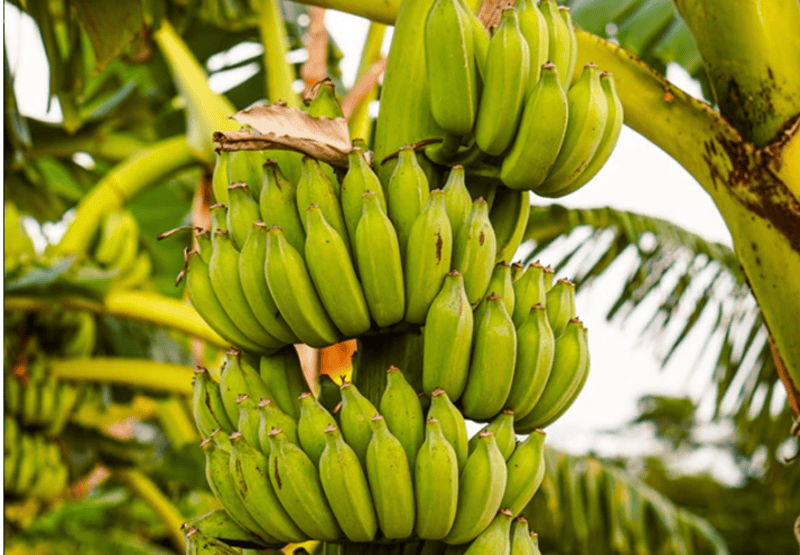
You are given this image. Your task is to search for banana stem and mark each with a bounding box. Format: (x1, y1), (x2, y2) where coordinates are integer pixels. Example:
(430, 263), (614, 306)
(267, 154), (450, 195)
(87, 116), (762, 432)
(27, 133), (146, 162)
(4, 290), (228, 349)
(353, 331), (424, 407)
(157, 397), (201, 447)
(288, 0), (401, 24)
(49, 358), (194, 395)
(347, 22), (387, 143)
(113, 468), (186, 554)
(55, 135), (197, 256)
(253, 0), (299, 107)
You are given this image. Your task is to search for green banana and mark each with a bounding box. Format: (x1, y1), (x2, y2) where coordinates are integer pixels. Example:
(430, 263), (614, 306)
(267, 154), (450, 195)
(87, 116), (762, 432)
(46, 382), (83, 437)
(303, 78), (345, 119)
(510, 517), (539, 555)
(415, 417), (460, 540)
(511, 263), (547, 328)
(366, 414), (416, 539)
(559, 7), (578, 87)
(264, 225), (340, 348)
(545, 278), (576, 337)
(212, 151), (231, 205)
(542, 72), (624, 198)
(239, 222), (299, 345)
(517, 0), (549, 87)
(185, 509), (267, 548)
(501, 430), (546, 516)
(227, 150), (265, 201)
(211, 203), (228, 234)
(516, 319), (589, 431)
(208, 231), (284, 351)
(21, 377), (41, 426)
(259, 349), (307, 420)
(468, 410), (516, 461)
(305, 205), (372, 337)
(474, 9), (530, 156)
(453, 198), (497, 306)
(229, 432), (308, 542)
(4, 417), (19, 488)
(260, 160), (306, 254)
(4, 374), (20, 415)
(355, 191), (406, 328)
(318, 424), (379, 542)
(422, 270), (473, 401)
(194, 367), (235, 437)
(94, 211), (134, 267)
(219, 351), (273, 425)
(298, 391), (338, 466)
(443, 431), (507, 545)
(387, 147), (430, 259)
(296, 157), (351, 255)
(14, 433), (37, 493)
(227, 183), (261, 251)
(425, 0), (478, 136)
(540, 0), (572, 89)
(543, 266), (554, 291)
(187, 528), (254, 554)
(537, 64), (609, 195)
(442, 166), (472, 239)
(461, 294), (517, 421)
(339, 380), (380, 469)
(266, 427), (342, 541)
(463, 509), (513, 555)
(459, 0), (488, 78)
(505, 305), (555, 420)
(490, 188), (530, 264)
(196, 229), (212, 264)
(428, 389), (469, 472)
(381, 366), (425, 471)
(318, 374), (343, 415)
(405, 190), (453, 325)
(236, 395), (263, 451)
(341, 147), (387, 249)
(481, 262), (515, 316)
(257, 398), (299, 455)
(500, 63), (568, 191)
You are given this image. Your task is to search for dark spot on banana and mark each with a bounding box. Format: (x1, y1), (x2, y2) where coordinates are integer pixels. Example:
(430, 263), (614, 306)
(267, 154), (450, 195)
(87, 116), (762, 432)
(436, 233), (443, 262)
(274, 464), (282, 488)
(479, 231), (485, 246)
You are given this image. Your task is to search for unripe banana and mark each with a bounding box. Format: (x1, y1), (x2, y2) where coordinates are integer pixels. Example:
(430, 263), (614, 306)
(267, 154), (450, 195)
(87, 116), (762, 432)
(461, 294), (517, 421)
(425, 0), (478, 136)
(415, 417), (459, 540)
(545, 278), (576, 337)
(46, 382), (83, 437)
(405, 190), (453, 325)
(305, 205), (372, 337)
(458, 0), (488, 78)
(539, 0), (571, 89)
(184, 509), (266, 548)
(482, 262), (515, 316)
(212, 151), (231, 205)
(296, 157), (351, 255)
(444, 431), (507, 545)
(208, 231), (284, 351)
(381, 366), (425, 471)
(558, 7), (578, 86)
(537, 64), (609, 195)
(453, 199), (497, 306)
(185, 527), (244, 554)
(4, 374), (20, 416)
(339, 381), (379, 469)
(355, 191), (406, 328)
(219, 351), (273, 425)
(387, 147), (430, 258)
(13, 433), (37, 493)
(505, 305), (555, 420)
(510, 262), (525, 284)
(512, 263), (547, 328)
(259, 349), (306, 420)
(428, 388), (469, 472)
(236, 395), (263, 451)
(366, 414), (416, 539)
(511, 519), (541, 555)
(227, 183), (261, 251)
(228, 150), (264, 200)
(422, 271), (473, 401)
(543, 266), (554, 291)
(318, 374), (342, 414)
(257, 398), (299, 455)
(265, 225), (340, 348)
(195, 229), (212, 264)
(442, 166), (472, 239)
(490, 188), (530, 264)
(341, 147), (387, 249)
(260, 160), (306, 253)
(229, 432), (308, 542)
(516, 319), (589, 431)
(193, 368), (233, 437)
(298, 391), (338, 466)
(500, 64), (568, 191)
(319, 424), (379, 542)
(474, 9), (530, 156)
(21, 376), (42, 427)
(542, 72), (624, 198)
(463, 509), (513, 555)
(501, 430), (546, 516)
(210, 203), (228, 234)
(468, 410), (516, 461)
(239, 222), (299, 345)
(517, 0), (549, 87)
(303, 78), (345, 119)
(266, 428), (342, 541)
(94, 211), (133, 267)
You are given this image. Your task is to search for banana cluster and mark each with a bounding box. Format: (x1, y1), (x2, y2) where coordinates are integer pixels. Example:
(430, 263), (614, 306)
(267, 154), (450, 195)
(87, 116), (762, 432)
(4, 416), (70, 501)
(192, 351), (547, 547)
(424, 0), (623, 197)
(185, 146), (530, 355)
(91, 210), (152, 288)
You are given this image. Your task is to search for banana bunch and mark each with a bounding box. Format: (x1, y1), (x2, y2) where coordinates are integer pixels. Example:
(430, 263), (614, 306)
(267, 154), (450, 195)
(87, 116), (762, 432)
(91, 210), (152, 288)
(192, 357), (549, 547)
(4, 416), (70, 501)
(419, 0), (623, 198)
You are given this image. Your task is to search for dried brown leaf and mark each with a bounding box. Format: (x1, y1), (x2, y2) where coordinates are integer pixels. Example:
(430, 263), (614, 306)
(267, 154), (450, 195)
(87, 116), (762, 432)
(479, 0), (515, 30)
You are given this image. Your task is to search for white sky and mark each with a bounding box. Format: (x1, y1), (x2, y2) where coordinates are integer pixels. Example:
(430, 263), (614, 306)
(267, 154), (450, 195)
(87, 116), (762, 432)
(6, 4), (780, 485)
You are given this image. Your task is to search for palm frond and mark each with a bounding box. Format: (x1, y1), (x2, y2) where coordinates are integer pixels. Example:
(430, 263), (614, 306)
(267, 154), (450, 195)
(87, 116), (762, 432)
(522, 205), (791, 449)
(527, 448), (730, 555)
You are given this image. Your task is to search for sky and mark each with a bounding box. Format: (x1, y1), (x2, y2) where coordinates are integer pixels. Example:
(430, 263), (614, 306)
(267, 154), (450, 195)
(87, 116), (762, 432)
(5, 3), (779, 486)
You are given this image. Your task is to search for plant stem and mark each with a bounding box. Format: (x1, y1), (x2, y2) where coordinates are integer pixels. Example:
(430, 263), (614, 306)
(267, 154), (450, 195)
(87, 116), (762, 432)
(290, 0), (401, 24)
(157, 397), (201, 447)
(253, 0), (299, 107)
(50, 358), (194, 395)
(347, 22), (386, 143)
(353, 331), (424, 407)
(56, 135), (197, 256)
(29, 132), (146, 161)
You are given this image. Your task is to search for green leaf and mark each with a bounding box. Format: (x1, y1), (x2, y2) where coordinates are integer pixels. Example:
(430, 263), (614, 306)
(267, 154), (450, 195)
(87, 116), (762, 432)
(71, 0), (144, 74)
